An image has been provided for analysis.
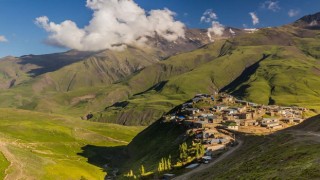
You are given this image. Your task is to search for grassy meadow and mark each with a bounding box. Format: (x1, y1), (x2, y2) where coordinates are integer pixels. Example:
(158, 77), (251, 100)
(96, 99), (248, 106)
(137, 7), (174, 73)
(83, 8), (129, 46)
(0, 108), (144, 179)
(0, 152), (9, 179)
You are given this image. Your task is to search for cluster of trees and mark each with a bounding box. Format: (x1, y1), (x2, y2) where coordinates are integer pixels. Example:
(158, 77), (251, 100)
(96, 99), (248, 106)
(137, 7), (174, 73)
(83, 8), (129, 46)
(179, 142), (188, 162)
(125, 165), (146, 179)
(179, 142), (205, 163)
(157, 155), (172, 173)
(124, 142), (205, 178)
(124, 169), (136, 178)
(194, 143), (205, 159)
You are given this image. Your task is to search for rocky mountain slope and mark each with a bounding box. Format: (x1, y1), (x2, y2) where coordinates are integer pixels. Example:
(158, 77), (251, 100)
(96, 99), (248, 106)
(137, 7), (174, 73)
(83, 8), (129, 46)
(294, 12), (320, 29)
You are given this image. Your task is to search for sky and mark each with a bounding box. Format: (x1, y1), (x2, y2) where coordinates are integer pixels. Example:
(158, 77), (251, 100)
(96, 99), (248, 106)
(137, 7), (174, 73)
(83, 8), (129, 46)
(0, 0), (319, 58)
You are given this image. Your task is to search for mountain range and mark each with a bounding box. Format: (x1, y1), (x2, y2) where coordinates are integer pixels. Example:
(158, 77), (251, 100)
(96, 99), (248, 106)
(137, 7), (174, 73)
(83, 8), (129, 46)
(0, 12), (320, 126)
(0, 11), (320, 179)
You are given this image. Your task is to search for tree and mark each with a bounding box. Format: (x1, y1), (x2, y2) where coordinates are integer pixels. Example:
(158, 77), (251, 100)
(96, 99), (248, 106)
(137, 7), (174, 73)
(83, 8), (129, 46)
(161, 158), (165, 171)
(167, 155), (172, 170)
(164, 158), (168, 170)
(139, 165), (145, 176)
(125, 170), (134, 177)
(200, 144), (205, 155)
(158, 161), (162, 172)
(179, 142), (188, 162)
(196, 146), (200, 158)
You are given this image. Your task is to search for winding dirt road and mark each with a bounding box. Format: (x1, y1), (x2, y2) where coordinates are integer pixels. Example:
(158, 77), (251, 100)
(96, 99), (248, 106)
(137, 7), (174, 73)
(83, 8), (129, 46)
(174, 129), (320, 180)
(0, 142), (24, 180)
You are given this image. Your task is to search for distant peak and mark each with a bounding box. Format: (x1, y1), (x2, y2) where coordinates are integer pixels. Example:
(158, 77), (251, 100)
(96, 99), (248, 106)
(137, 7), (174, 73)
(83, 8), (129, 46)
(294, 12), (320, 28)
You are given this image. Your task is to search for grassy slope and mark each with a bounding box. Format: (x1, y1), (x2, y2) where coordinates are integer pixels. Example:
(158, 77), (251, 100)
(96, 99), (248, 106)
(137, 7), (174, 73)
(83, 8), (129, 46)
(226, 45), (320, 110)
(96, 43), (275, 125)
(0, 108), (143, 179)
(0, 46), (159, 114)
(93, 41), (229, 125)
(0, 26), (320, 126)
(0, 57), (36, 89)
(193, 115), (320, 179)
(96, 27), (320, 125)
(125, 121), (186, 172)
(33, 46), (159, 93)
(0, 152), (9, 179)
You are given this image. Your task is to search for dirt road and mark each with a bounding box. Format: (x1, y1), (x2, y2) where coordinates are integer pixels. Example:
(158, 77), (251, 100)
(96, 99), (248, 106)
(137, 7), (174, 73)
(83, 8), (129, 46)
(0, 141), (24, 180)
(173, 130), (320, 180)
(173, 140), (243, 180)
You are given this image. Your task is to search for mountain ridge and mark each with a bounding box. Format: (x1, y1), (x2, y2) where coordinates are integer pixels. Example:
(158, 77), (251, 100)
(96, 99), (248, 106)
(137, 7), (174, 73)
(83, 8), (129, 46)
(0, 13), (320, 126)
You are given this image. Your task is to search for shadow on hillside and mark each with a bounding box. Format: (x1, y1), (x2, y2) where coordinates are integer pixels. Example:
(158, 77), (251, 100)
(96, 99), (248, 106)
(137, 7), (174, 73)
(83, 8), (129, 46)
(77, 145), (129, 174)
(17, 51), (95, 77)
(220, 53), (270, 95)
(133, 80), (168, 96)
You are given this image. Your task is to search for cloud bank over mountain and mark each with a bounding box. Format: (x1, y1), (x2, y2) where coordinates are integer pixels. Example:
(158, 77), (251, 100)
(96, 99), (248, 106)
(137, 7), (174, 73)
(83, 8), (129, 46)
(200, 9), (225, 41)
(35, 0), (185, 51)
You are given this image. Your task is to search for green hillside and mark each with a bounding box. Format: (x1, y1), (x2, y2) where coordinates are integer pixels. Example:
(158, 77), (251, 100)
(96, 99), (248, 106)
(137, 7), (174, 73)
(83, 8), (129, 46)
(0, 152), (9, 179)
(0, 22), (320, 126)
(192, 115), (320, 179)
(84, 111), (320, 179)
(95, 26), (320, 125)
(0, 108), (143, 179)
(0, 51), (94, 89)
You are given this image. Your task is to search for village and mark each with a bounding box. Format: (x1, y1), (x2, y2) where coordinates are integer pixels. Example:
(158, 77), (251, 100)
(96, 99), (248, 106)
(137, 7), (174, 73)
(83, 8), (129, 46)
(161, 93), (309, 174)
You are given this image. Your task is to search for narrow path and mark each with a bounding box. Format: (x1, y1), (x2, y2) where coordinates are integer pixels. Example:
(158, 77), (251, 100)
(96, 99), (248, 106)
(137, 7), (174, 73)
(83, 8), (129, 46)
(73, 128), (129, 144)
(173, 139), (243, 180)
(0, 142), (24, 180)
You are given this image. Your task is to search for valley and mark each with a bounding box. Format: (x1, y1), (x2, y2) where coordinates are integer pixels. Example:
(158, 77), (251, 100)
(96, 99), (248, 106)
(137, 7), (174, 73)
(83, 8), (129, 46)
(3, 22), (320, 127)
(0, 108), (143, 179)
(0, 8), (319, 180)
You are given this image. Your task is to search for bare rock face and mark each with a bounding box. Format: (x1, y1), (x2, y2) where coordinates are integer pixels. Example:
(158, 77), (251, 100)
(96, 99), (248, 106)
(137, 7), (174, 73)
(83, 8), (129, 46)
(294, 12), (320, 29)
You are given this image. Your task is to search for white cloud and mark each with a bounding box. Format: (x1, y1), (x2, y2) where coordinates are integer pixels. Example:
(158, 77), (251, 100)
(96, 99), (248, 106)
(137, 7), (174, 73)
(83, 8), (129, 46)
(35, 0), (185, 51)
(288, 9), (300, 17)
(0, 35), (8, 42)
(261, 1), (280, 12)
(201, 10), (224, 41)
(207, 21), (225, 41)
(249, 12), (259, 25)
(200, 9), (218, 23)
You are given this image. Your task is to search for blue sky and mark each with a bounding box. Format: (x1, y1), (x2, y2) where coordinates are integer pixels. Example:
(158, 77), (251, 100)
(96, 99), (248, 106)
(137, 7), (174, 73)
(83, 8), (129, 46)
(0, 0), (319, 58)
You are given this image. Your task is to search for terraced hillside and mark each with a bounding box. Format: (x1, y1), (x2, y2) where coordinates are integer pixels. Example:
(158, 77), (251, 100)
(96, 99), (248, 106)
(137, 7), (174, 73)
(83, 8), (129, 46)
(0, 108), (143, 179)
(191, 115), (320, 179)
